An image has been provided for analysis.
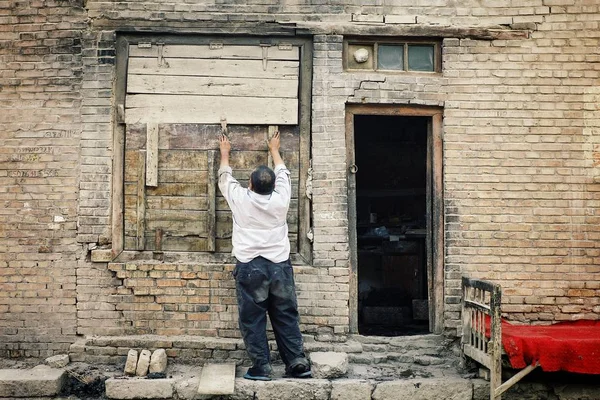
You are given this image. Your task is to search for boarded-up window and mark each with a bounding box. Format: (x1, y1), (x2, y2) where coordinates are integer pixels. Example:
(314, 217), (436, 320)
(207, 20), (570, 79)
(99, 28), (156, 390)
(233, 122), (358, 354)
(119, 40), (310, 260)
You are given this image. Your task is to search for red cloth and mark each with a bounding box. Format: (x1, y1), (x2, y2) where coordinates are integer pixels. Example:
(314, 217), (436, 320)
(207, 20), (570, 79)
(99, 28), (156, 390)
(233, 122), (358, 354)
(501, 320), (600, 374)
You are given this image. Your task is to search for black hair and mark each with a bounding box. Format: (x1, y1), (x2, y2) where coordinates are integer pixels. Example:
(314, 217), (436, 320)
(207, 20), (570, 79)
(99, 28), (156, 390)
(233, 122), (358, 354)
(250, 165), (276, 195)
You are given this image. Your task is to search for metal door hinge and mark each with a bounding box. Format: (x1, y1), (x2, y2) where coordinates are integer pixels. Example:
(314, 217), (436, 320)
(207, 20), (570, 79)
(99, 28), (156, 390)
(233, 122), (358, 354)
(137, 42), (152, 48)
(209, 41), (223, 50)
(278, 43), (293, 51)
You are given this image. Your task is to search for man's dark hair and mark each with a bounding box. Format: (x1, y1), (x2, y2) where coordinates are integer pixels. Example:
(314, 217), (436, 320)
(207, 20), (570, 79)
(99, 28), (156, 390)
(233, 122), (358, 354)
(250, 165), (276, 195)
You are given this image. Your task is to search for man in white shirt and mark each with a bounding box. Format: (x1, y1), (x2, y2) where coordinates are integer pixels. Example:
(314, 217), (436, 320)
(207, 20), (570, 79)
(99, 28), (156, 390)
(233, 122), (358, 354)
(218, 131), (311, 381)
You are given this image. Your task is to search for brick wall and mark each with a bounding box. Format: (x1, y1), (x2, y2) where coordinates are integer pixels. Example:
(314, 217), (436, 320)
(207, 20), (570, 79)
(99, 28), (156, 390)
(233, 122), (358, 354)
(0, 0), (86, 357)
(2, 0), (600, 355)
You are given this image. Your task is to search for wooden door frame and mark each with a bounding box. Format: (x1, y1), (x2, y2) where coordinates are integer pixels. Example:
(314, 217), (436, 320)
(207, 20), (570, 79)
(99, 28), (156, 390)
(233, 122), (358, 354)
(345, 104), (444, 334)
(111, 35), (313, 264)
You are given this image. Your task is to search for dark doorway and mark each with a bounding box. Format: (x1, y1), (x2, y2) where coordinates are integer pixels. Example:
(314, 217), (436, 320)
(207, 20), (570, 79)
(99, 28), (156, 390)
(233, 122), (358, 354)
(354, 115), (429, 336)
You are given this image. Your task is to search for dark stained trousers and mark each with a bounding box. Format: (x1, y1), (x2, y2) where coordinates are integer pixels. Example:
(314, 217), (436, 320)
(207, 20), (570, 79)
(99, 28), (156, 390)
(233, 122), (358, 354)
(233, 257), (307, 370)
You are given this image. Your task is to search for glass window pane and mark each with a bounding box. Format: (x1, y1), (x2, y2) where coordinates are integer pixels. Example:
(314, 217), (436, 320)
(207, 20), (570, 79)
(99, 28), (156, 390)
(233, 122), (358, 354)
(408, 45), (435, 71)
(377, 45), (404, 70)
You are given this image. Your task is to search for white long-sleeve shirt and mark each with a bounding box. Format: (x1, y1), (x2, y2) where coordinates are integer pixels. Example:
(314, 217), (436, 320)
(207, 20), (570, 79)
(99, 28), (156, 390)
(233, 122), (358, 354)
(217, 163), (291, 263)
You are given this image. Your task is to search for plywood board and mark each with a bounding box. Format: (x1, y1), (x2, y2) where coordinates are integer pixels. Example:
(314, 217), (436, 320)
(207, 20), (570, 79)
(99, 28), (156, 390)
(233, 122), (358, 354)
(129, 44), (299, 61)
(127, 75), (298, 98)
(125, 95), (298, 125)
(128, 58), (298, 80)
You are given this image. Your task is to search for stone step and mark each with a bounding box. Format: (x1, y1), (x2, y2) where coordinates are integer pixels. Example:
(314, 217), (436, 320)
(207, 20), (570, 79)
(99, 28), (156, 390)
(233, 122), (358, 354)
(0, 365), (65, 398)
(105, 375), (482, 400)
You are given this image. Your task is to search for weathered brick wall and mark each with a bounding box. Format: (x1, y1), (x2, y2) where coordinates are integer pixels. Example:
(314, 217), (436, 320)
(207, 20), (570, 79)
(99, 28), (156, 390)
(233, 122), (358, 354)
(2, 0), (600, 354)
(0, 0), (86, 357)
(443, 5), (600, 331)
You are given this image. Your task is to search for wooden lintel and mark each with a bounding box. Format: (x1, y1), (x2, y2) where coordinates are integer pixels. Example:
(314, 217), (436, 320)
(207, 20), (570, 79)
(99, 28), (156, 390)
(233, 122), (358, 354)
(95, 20), (299, 36)
(207, 151), (217, 253)
(292, 22), (530, 40)
(146, 123), (158, 187)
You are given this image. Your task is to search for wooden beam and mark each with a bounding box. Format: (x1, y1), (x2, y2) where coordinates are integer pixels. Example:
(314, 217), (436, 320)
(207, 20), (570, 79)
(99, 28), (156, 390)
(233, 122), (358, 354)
(125, 95), (298, 125)
(494, 363), (539, 399)
(292, 22), (530, 40)
(136, 151), (146, 250)
(146, 123), (159, 187)
(207, 150), (217, 253)
(129, 44), (299, 60)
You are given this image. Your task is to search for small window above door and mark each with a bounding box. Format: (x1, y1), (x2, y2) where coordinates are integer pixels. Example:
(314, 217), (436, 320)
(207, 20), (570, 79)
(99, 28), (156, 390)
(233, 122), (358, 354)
(344, 39), (440, 73)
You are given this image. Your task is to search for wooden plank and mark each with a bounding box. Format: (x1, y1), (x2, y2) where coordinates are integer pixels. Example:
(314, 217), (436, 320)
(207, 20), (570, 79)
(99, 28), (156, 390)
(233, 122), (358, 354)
(146, 123), (158, 187)
(207, 151), (217, 253)
(158, 170), (208, 184)
(127, 58), (299, 80)
(127, 75), (298, 98)
(463, 346), (492, 369)
(146, 196), (209, 211)
(136, 151), (146, 251)
(129, 44), (299, 61)
(125, 95), (298, 125)
(197, 363), (236, 395)
(146, 183), (208, 197)
(160, 124), (300, 151)
(159, 150), (208, 170)
(125, 124), (147, 150)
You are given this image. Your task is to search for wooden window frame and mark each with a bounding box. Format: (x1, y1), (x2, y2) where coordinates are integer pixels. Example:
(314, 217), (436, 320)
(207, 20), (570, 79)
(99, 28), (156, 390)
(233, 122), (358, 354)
(111, 35), (313, 265)
(345, 104), (444, 334)
(343, 38), (442, 73)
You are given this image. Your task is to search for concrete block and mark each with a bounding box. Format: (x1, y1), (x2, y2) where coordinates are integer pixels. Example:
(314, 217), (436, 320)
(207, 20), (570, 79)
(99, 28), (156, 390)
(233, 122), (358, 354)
(105, 378), (175, 399)
(0, 366), (65, 397)
(310, 352), (348, 379)
(124, 349), (138, 376)
(331, 379), (373, 400)
(373, 378), (472, 400)
(136, 350), (151, 377)
(197, 363), (236, 395)
(149, 349), (167, 373)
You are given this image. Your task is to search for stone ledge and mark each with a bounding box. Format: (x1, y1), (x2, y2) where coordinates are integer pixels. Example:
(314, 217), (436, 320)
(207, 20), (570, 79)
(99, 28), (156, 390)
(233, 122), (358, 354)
(0, 366), (65, 398)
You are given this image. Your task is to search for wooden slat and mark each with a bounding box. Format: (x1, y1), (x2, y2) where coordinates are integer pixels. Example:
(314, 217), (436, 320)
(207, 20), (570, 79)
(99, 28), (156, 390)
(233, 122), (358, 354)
(127, 58), (299, 79)
(129, 44), (299, 61)
(207, 151), (216, 252)
(463, 346), (492, 369)
(159, 150), (208, 170)
(136, 151), (146, 250)
(125, 95), (298, 125)
(127, 75), (298, 99)
(146, 123), (158, 187)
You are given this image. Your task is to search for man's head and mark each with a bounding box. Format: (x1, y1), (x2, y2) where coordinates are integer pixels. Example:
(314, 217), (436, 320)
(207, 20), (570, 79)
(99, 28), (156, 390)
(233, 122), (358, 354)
(249, 165), (276, 195)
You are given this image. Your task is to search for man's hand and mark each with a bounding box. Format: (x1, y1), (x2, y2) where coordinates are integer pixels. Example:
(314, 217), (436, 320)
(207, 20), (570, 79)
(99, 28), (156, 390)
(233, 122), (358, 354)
(268, 130), (280, 153)
(219, 133), (231, 168)
(268, 130), (284, 167)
